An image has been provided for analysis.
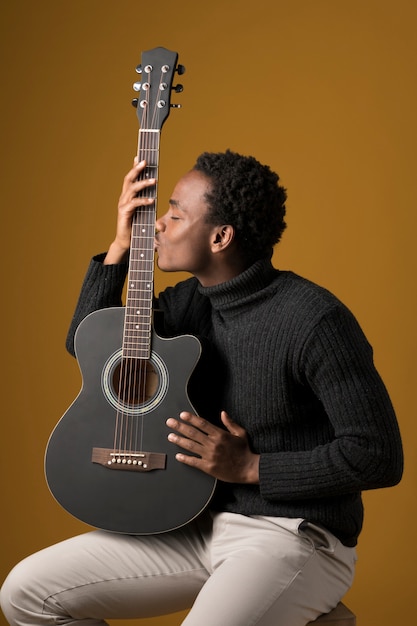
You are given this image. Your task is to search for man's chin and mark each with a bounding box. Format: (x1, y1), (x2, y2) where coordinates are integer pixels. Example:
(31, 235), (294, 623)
(156, 258), (177, 273)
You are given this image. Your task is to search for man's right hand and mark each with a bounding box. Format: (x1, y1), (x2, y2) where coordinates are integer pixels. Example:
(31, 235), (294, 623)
(104, 158), (157, 265)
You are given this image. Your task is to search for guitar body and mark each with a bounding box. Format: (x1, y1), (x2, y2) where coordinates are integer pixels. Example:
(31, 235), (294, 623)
(45, 307), (216, 534)
(45, 47), (215, 535)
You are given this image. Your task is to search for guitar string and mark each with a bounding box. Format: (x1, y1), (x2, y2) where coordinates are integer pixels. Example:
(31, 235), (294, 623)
(134, 86), (160, 455)
(114, 70), (162, 461)
(131, 92), (152, 456)
(136, 72), (163, 456)
(134, 108), (151, 456)
(114, 82), (151, 460)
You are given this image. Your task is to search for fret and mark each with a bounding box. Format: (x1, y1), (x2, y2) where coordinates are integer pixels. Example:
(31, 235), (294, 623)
(128, 265), (154, 271)
(128, 275), (153, 281)
(124, 348), (151, 354)
(125, 313), (152, 321)
(123, 337), (151, 344)
(125, 303), (152, 309)
(124, 339), (151, 347)
(125, 307), (152, 327)
(124, 334), (151, 341)
(124, 314), (152, 322)
(138, 148), (159, 155)
(126, 302), (152, 309)
(126, 273), (153, 278)
(123, 351), (150, 359)
(125, 314), (151, 328)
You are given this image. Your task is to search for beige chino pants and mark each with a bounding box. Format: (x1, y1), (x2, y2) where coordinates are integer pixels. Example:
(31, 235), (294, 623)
(1, 512), (356, 626)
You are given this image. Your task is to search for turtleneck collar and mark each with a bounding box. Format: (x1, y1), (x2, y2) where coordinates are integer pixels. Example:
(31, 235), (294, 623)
(198, 258), (278, 311)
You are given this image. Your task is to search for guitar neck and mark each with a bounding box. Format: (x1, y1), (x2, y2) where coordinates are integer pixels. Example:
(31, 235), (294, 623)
(123, 130), (160, 359)
(121, 45), (182, 359)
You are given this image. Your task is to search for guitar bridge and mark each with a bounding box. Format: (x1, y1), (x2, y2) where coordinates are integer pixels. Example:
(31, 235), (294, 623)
(91, 448), (166, 472)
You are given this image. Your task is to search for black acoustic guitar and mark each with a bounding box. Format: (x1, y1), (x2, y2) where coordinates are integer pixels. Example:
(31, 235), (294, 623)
(45, 47), (216, 534)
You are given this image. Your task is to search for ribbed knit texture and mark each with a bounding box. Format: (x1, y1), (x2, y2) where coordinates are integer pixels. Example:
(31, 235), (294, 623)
(67, 255), (403, 546)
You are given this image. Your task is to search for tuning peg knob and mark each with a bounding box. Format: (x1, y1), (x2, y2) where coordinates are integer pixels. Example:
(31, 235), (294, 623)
(135, 64), (142, 74)
(131, 98), (139, 108)
(176, 64), (186, 75)
(170, 104), (182, 109)
(172, 84), (184, 93)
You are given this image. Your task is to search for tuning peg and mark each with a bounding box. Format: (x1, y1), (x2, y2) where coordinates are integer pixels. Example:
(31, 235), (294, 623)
(170, 104), (182, 109)
(176, 64), (186, 75)
(135, 64), (142, 74)
(132, 98), (139, 108)
(172, 84), (184, 93)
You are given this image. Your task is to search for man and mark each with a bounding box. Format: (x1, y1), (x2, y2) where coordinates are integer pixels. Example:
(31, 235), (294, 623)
(1, 151), (403, 626)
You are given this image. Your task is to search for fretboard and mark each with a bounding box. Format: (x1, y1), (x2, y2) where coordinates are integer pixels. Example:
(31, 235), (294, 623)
(122, 130), (160, 359)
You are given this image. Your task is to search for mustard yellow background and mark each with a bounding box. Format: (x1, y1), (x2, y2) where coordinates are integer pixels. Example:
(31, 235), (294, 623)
(1, 1), (415, 625)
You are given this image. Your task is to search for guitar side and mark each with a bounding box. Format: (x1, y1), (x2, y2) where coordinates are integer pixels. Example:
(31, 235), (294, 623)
(45, 307), (217, 534)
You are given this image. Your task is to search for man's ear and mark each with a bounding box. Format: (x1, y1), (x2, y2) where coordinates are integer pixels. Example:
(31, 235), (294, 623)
(211, 225), (235, 253)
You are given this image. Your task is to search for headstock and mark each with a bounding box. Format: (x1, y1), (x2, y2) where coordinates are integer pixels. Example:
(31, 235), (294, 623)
(132, 47), (185, 131)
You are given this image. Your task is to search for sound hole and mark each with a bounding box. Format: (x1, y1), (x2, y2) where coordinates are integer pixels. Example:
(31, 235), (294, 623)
(112, 358), (159, 407)
(102, 349), (168, 415)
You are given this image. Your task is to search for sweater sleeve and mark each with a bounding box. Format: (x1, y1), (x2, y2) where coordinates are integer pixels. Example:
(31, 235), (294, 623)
(259, 304), (403, 501)
(66, 253), (128, 356)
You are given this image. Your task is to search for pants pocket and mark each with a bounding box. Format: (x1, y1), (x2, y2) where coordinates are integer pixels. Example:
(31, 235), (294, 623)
(298, 520), (338, 553)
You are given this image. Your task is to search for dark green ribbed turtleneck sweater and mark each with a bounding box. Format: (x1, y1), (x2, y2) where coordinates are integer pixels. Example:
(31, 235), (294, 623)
(66, 255), (403, 546)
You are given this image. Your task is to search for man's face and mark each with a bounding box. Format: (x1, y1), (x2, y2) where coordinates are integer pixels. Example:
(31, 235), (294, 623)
(155, 170), (221, 284)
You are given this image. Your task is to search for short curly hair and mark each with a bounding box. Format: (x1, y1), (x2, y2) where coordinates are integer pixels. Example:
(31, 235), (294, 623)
(193, 150), (287, 264)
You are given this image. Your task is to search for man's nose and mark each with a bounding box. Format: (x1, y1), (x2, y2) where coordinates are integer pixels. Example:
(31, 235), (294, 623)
(155, 216), (165, 232)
